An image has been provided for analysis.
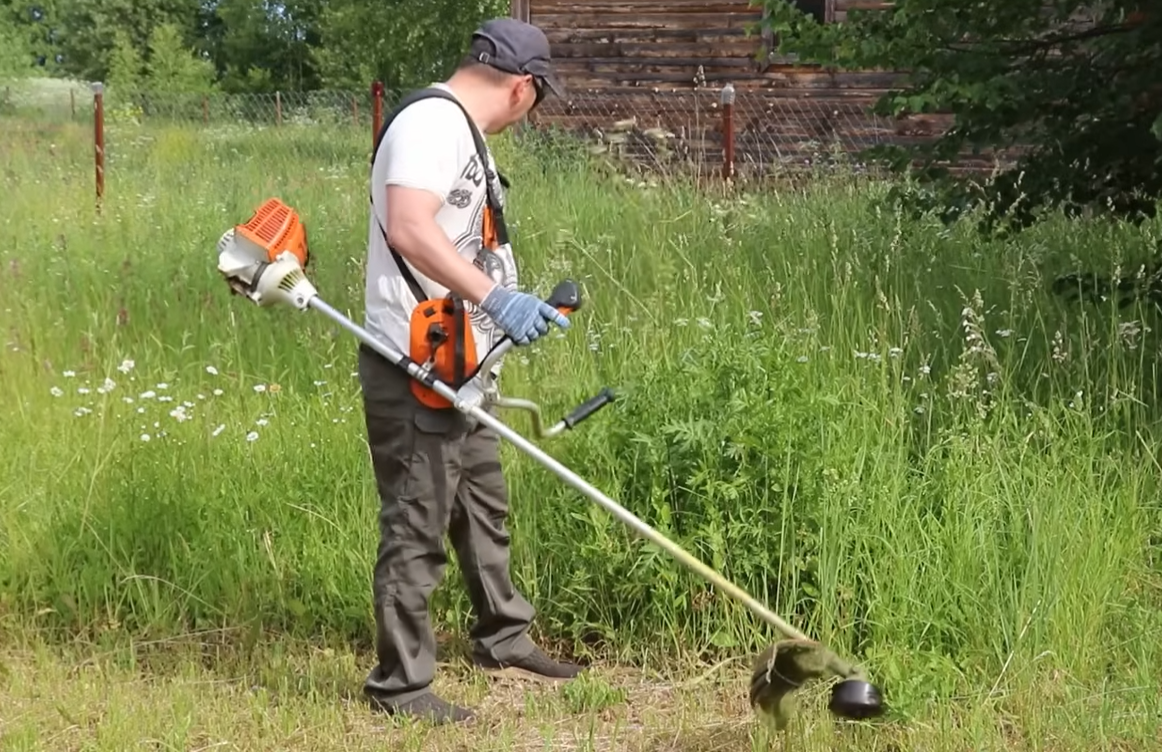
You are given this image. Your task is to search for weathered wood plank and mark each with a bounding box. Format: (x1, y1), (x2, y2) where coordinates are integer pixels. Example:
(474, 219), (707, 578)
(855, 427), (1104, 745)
(555, 57), (763, 71)
(534, 0), (754, 6)
(544, 27), (757, 43)
(552, 41), (764, 58)
(553, 67), (904, 89)
(833, 0), (893, 10)
(534, 0), (757, 11)
(558, 71), (761, 86)
(542, 87), (892, 103)
(532, 12), (761, 30)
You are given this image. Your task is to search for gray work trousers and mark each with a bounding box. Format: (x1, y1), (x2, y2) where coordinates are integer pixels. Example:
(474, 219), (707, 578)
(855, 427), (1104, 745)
(357, 343), (537, 706)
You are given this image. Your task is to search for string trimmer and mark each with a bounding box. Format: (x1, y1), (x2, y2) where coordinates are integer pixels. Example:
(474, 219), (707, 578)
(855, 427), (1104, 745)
(215, 197), (886, 730)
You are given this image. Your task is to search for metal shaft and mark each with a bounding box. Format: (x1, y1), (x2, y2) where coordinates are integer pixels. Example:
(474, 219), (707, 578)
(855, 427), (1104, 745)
(308, 296), (811, 644)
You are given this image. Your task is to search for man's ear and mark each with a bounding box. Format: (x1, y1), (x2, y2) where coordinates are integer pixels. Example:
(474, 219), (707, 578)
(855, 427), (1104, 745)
(510, 77), (524, 106)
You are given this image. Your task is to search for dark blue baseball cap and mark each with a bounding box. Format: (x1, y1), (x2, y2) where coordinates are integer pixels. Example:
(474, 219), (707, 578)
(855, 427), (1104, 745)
(470, 18), (566, 101)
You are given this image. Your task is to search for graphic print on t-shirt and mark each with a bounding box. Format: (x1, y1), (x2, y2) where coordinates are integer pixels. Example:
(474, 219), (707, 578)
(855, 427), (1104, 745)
(443, 150), (518, 354)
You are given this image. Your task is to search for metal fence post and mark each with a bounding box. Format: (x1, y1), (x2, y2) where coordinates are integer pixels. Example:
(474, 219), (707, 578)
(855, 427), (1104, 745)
(721, 83), (735, 182)
(371, 80), (384, 154)
(93, 81), (105, 208)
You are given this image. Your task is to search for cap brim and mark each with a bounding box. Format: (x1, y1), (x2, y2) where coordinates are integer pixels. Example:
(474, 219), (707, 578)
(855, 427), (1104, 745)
(541, 71), (566, 99)
(524, 59), (565, 100)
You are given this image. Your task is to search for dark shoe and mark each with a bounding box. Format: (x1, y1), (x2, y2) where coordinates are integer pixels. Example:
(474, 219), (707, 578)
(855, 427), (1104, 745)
(474, 646), (584, 681)
(369, 692), (475, 725)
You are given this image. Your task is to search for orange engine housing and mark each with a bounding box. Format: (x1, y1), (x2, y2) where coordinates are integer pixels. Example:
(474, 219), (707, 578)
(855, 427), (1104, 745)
(235, 197), (310, 268)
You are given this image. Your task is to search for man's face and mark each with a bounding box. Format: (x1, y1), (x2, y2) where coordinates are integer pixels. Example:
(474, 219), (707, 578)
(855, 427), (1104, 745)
(486, 74), (543, 134)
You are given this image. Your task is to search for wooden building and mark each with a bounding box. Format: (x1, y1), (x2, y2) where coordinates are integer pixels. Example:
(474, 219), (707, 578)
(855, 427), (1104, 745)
(509, 0), (961, 177)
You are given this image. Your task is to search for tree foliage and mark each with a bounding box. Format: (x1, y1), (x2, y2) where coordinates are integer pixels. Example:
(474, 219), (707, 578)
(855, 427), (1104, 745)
(760, 0), (1162, 234)
(3, 0), (505, 99)
(311, 0), (506, 95)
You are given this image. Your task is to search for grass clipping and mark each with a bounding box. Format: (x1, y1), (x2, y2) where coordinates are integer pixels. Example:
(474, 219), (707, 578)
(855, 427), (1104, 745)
(749, 638), (862, 730)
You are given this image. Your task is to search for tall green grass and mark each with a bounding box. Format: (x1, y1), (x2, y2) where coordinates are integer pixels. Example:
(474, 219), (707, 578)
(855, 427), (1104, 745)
(1, 114), (1160, 725)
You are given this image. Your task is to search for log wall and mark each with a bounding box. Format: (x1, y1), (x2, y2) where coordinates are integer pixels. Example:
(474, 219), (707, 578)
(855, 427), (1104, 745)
(512, 0), (993, 177)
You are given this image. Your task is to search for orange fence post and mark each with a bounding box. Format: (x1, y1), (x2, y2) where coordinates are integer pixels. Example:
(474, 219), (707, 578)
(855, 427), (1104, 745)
(371, 80), (384, 153)
(721, 83), (735, 182)
(92, 81), (105, 208)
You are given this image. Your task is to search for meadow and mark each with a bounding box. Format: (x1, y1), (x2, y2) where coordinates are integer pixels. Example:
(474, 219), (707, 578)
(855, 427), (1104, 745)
(1, 99), (1161, 750)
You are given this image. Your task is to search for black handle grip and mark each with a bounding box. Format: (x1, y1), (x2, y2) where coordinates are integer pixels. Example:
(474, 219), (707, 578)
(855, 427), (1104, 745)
(546, 279), (583, 314)
(563, 387), (616, 429)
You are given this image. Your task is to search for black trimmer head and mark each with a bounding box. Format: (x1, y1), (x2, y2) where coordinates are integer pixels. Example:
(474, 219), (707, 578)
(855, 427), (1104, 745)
(829, 677), (885, 719)
(749, 639), (886, 730)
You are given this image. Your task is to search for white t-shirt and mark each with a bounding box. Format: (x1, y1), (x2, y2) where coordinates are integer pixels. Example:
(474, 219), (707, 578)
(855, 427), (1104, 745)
(364, 83), (518, 372)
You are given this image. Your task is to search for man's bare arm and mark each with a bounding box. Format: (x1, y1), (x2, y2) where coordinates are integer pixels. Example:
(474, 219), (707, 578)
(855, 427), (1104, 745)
(383, 184), (497, 305)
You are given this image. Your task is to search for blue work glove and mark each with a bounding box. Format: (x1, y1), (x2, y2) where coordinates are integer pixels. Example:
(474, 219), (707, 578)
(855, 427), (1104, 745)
(479, 284), (570, 345)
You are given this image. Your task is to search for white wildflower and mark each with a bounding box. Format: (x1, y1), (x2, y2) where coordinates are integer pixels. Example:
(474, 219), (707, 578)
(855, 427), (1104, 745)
(50, 386), (63, 397)
(253, 384), (266, 393)
(118, 359), (135, 373)
(246, 431), (259, 442)
(206, 365), (218, 375)
(211, 424), (225, 437)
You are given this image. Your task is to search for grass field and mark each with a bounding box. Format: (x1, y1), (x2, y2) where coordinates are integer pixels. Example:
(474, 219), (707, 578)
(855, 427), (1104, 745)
(2, 104), (1162, 750)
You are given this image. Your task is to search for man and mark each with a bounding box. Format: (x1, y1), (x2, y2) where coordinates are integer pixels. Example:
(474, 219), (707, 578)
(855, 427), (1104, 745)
(357, 18), (582, 725)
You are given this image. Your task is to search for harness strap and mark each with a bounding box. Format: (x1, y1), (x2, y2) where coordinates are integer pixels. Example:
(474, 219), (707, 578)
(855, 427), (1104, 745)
(369, 86), (511, 304)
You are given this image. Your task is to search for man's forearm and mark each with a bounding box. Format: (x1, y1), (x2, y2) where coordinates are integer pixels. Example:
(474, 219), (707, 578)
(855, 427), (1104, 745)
(386, 214), (497, 306)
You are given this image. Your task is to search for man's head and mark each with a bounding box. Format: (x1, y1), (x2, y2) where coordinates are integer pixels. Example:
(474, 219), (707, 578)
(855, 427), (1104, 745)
(450, 18), (565, 134)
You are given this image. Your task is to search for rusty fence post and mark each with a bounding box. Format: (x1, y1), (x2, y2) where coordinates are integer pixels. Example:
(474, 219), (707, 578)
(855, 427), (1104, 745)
(371, 81), (384, 154)
(276, 90), (282, 126)
(721, 83), (735, 182)
(93, 81), (105, 209)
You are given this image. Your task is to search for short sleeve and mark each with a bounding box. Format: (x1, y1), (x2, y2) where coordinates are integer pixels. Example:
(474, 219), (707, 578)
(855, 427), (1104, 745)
(377, 99), (470, 203)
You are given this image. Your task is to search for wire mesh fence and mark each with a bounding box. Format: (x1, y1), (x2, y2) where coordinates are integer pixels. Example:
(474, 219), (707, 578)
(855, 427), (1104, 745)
(97, 88), (379, 130)
(1, 78), (95, 123)
(524, 85), (910, 182)
(2, 76), (996, 203)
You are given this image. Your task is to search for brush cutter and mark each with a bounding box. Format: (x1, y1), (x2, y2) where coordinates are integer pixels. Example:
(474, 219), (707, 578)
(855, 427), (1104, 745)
(215, 197), (886, 729)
